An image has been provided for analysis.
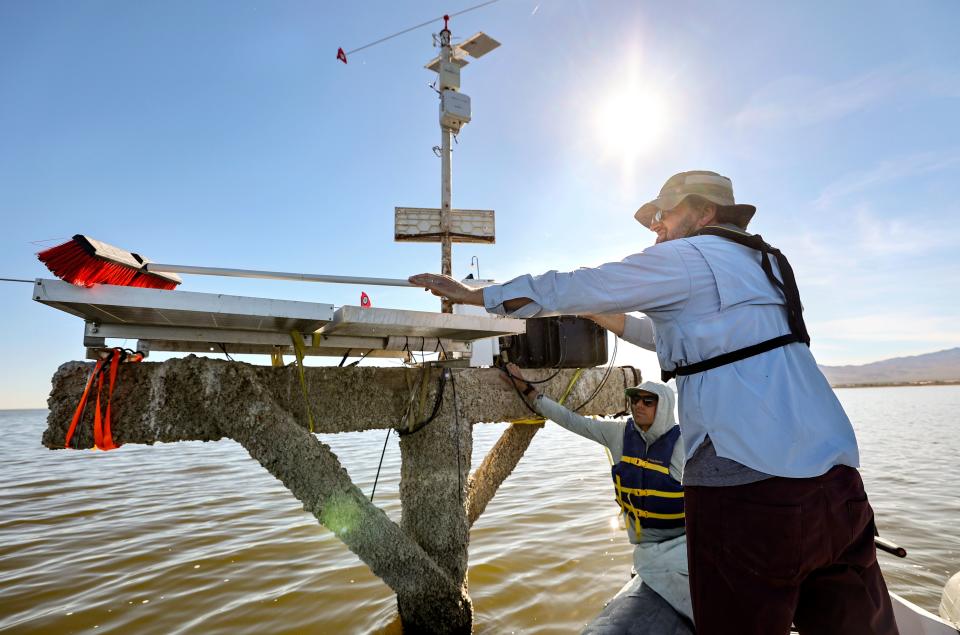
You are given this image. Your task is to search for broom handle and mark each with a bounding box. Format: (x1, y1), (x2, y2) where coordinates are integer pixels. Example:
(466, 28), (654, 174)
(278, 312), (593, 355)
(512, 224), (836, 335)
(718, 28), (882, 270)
(145, 263), (416, 288)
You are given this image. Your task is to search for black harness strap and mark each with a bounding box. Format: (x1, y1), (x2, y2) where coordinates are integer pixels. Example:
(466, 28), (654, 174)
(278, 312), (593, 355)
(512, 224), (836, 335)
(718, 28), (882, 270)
(661, 334), (801, 382)
(661, 226), (810, 382)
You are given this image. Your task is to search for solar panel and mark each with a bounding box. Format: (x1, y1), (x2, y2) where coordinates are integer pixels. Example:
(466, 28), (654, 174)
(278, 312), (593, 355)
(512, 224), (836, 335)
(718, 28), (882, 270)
(320, 305), (525, 341)
(33, 279), (525, 359)
(457, 32), (501, 59)
(33, 278), (333, 333)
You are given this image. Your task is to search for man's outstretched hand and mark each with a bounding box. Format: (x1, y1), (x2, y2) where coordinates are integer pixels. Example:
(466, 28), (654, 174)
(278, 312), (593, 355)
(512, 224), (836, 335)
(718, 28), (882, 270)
(499, 362), (539, 401)
(408, 273), (485, 306)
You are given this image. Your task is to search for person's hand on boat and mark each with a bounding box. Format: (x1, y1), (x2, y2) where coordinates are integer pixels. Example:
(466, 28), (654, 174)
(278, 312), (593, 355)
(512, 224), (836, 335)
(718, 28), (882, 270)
(408, 273), (484, 305)
(499, 362), (539, 401)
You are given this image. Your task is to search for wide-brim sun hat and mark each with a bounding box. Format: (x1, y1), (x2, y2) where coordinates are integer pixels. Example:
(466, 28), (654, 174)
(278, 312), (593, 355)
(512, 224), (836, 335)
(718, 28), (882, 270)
(634, 170), (756, 228)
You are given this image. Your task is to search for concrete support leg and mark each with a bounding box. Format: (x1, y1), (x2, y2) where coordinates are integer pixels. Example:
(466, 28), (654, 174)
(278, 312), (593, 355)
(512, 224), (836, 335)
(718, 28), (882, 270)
(467, 422), (543, 526)
(398, 370), (473, 633)
(42, 357), (635, 633)
(223, 372), (471, 633)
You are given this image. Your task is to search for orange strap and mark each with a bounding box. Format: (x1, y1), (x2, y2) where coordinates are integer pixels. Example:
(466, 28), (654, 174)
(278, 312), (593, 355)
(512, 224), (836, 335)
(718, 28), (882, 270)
(93, 369), (105, 448)
(64, 358), (105, 448)
(66, 348), (141, 451)
(95, 348), (121, 450)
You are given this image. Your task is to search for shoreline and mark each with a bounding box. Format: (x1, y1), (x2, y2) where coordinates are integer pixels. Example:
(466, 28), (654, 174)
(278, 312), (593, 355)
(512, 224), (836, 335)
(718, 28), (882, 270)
(832, 380), (960, 389)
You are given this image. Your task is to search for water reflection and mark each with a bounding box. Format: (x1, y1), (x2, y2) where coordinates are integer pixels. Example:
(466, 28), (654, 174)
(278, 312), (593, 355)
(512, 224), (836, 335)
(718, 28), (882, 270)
(0, 385), (957, 633)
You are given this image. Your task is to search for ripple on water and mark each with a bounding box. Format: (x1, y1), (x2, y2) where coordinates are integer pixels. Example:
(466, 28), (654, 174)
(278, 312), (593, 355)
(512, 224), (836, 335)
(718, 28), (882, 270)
(1, 386), (959, 632)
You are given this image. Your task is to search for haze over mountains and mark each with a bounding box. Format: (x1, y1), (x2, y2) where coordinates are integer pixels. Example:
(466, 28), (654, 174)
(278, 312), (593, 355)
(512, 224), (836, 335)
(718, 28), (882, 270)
(819, 347), (960, 386)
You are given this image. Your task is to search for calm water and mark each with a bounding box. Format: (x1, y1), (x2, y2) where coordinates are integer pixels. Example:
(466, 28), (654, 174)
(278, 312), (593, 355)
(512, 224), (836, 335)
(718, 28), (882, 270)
(1, 385), (958, 633)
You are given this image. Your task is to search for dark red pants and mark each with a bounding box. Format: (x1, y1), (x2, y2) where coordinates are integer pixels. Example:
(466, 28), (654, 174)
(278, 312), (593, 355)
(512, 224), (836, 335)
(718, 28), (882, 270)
(685, 466), (899, 635)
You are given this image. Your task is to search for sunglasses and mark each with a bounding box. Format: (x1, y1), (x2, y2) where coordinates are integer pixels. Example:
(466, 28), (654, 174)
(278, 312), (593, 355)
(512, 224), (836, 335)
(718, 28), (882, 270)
(630, 395), (658, 407)
(653, 208), (673, 223)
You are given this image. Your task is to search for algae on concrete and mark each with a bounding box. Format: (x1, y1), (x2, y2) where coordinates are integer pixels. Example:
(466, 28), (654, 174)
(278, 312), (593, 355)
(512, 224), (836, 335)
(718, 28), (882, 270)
(44, 356), (635, 633)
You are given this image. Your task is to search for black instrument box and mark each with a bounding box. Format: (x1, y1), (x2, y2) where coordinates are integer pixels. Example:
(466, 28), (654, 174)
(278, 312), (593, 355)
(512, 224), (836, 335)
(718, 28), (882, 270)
(497, 316), (608, 368)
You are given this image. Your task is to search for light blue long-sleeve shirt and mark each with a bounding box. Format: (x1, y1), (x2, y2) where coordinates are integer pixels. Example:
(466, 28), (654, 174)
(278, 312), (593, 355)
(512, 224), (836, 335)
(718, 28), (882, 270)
(483, 231), (860, 478)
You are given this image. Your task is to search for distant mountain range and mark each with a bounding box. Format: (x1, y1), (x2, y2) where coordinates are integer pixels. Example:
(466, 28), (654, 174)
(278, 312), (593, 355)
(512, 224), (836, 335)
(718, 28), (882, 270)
(819, 347), (960, 386)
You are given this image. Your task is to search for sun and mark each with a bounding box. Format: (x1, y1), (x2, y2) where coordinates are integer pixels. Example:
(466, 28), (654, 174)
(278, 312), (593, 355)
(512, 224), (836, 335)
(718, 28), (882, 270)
(592, 83), (668, 167)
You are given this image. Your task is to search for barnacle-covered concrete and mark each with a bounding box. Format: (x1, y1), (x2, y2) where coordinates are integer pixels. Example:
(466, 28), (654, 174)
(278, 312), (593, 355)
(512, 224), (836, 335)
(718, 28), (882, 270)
(43, 357), (636, 633)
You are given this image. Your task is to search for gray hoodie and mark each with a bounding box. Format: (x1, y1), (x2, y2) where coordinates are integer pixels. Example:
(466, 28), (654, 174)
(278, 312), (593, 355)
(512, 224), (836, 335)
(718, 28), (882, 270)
(534, 380), (684, 544)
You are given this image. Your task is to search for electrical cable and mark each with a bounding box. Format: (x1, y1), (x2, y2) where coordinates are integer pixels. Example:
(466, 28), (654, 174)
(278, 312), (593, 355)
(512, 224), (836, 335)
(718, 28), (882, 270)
(399, 368), (448, 436)
(449, 369), (464, 502)
(504, 367), (541, 415)
(341, 0), (503, 58)
(571, 336), (618, 412)
(346, 349), (375, 367)
(371, 351), (449, 499)
(499, 334), (567, 385)
(217, 343), (235, 362)
(29, 237), (69, 245)
(433, 335), (463, 500)
(498, 332), (572, 413)
(611, 365), (641, 417)
(369, 428), (392, 501)
(501, 364), (562, 385)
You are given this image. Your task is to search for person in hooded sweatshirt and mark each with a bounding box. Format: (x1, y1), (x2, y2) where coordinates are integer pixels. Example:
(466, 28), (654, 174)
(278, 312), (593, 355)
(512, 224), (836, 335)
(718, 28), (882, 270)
(501, 362), (692, 623)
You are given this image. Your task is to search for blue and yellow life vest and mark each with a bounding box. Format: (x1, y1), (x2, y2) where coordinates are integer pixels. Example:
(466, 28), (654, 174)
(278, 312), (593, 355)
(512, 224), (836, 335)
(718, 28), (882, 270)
(611, 422), (685, 534)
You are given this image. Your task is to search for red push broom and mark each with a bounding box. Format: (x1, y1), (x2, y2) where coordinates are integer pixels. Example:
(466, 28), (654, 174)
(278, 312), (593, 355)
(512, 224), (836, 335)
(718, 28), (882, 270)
(37, 235), (415, 290)
(38, 235), (181, 290)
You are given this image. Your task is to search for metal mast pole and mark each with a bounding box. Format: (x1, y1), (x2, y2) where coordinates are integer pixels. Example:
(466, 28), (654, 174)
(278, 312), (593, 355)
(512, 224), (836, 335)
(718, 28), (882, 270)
(439, 17), (454, 314)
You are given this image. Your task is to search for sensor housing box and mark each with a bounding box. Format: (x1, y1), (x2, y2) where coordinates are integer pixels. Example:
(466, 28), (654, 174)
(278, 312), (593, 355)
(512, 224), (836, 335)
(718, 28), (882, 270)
(440, 90), (471, 130)
(439, 61), (461, 91)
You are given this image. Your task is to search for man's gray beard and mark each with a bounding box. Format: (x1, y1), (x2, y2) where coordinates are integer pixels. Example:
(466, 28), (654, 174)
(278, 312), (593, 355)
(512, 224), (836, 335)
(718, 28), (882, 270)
(663, 215), (701, 242)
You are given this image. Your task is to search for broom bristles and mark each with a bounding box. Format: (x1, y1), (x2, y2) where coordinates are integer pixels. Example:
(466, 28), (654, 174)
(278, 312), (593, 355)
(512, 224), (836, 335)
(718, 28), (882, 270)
(129, 271), (179, 290)
(37, 236), (180, 290)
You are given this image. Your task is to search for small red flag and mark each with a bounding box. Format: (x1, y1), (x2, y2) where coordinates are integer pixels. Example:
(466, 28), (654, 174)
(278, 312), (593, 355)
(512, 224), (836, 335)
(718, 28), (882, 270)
(360, 292), (371, 308)
(336, 47), (347, 64)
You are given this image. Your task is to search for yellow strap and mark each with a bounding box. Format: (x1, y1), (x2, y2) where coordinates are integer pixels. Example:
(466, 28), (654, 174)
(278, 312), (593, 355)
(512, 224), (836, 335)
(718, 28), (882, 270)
(619, 455), (670, 475)
(615, 474), (642, 538)
(557, 368), (584, 404)
(271, 348), (285, 367)
(604, 446), (614, 466)
(509, 368), (584, 425)
(618, 499), (685, 521)
(615, 483), (684, 499)
(290, 330), (315, 433)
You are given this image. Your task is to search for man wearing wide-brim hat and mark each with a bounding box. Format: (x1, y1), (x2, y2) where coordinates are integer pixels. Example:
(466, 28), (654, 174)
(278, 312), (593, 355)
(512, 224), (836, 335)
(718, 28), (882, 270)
(410, 170), (897, 635)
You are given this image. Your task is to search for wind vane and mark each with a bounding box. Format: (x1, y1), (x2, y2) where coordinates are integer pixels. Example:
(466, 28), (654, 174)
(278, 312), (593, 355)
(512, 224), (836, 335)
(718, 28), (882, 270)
(336, 4), (502, 313)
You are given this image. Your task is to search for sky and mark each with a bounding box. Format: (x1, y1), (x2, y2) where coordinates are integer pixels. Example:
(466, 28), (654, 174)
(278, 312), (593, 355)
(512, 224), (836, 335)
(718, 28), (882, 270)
(1, 0), (958, 408)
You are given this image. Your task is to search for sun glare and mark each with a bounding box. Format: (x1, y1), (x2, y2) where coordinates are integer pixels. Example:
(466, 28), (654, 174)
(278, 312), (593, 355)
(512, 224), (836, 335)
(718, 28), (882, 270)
(592, 84), (668, 165)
